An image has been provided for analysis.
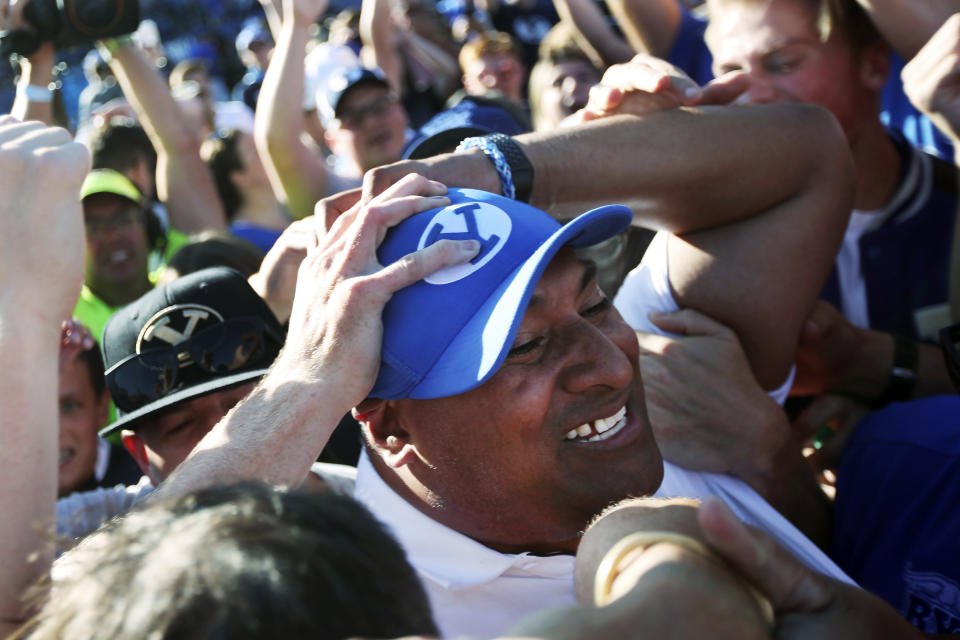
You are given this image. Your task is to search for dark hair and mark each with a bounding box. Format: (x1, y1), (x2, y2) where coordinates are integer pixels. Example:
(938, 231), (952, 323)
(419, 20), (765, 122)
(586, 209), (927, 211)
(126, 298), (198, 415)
(200, 129), (245, 221)
(165, 230), (265, 279)
(89, 121), (157, 178)
(25, 482), (439, 639)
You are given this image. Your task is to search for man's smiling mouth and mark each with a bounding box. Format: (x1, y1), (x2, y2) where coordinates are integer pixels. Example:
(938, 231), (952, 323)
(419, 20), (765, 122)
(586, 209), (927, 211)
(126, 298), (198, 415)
(563, 406), (627, 442)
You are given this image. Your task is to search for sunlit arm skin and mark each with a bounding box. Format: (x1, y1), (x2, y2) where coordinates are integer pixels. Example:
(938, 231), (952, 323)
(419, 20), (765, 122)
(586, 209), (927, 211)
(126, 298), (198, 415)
(367, 102), (855, 389)
(254, 0), (333, 221)
(106, 41), (226, 232)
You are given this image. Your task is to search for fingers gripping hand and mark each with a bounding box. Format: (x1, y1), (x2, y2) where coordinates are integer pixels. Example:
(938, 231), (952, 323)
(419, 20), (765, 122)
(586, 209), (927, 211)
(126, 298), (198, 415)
(637, 309), (788, 476)
(577, 54), (701, 121)
(0, 116), (90, 326)
(278, 175), (480, 408)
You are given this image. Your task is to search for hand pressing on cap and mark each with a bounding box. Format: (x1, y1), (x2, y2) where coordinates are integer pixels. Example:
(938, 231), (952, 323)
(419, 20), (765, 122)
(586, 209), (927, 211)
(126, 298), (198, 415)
(276, 173), (481, 414)
(564, 54), (750, 126)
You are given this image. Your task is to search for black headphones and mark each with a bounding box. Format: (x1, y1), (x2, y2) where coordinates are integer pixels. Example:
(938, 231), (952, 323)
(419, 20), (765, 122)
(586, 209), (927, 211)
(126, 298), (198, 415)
(142, 204), (168, 256)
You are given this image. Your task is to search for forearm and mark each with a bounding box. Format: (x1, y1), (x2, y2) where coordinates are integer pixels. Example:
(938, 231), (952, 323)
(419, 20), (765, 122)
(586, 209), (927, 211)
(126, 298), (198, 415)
(518, 103), (849, 234)
(0, 326), (59, 629)
(152, 366), (347, 502)
(856, 0), (960, 59)
(552, 0), (633, 67)
(11, 44), (55, 124)
(258, 0), (284, 41)
(604, 0), (680, 58)
(254, 18), (330, 220)
(107, 42), (226, 231)
(360, 0), (403, 91)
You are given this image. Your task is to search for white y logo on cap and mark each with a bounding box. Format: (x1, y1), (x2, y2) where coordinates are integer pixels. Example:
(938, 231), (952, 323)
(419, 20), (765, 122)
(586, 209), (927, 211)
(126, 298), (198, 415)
(419, 202), (512, 285)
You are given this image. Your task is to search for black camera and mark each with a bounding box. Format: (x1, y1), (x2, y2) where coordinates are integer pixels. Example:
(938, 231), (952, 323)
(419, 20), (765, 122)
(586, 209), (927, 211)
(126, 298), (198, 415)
(0, 0), (140, 58)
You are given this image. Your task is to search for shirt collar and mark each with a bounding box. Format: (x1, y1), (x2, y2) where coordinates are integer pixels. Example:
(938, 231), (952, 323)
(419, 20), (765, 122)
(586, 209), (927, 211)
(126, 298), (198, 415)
(354, 451), (573, 588)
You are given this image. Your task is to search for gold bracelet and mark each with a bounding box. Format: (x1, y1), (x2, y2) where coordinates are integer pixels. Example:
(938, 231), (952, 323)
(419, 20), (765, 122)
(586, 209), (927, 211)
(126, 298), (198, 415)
(593, 531), (774, 627)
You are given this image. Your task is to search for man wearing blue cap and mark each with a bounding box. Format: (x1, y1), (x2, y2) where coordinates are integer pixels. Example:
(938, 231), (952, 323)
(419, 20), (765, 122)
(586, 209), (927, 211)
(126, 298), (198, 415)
(151, 91), (874, 636)
(3, 113), (930, 638)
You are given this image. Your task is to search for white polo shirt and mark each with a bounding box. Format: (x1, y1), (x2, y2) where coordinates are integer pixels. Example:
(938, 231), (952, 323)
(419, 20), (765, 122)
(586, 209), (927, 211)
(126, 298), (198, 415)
(354, 452), (852, 639)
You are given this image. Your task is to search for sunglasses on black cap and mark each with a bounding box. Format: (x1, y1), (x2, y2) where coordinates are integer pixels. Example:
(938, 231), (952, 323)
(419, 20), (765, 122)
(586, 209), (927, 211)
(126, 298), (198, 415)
(105, 316), (280, 413)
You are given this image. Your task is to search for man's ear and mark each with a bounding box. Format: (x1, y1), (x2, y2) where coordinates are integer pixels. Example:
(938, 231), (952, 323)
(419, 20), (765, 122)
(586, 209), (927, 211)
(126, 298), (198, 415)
(353, 399), (419, 468)
(858, 40), (889, 92)
(121, 432), (153, 478)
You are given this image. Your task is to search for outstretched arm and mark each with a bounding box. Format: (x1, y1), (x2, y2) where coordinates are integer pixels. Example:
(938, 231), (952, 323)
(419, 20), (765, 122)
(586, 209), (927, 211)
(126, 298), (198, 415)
(367, 93), (854, 388)
(102, 40), (226, 232)
(254, 0), (333, 221)
(0, 117), (89, 636)
(151, 176), (480, 502)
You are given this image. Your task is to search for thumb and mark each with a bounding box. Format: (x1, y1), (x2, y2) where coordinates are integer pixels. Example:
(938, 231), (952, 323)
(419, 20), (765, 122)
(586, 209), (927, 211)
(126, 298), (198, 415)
(648, 308), (731, 338)
(699, 70), (750, 106)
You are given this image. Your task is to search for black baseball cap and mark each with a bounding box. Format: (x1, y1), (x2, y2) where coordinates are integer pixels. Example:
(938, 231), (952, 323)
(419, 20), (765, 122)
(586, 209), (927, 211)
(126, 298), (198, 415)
(99, 267), (285, 437)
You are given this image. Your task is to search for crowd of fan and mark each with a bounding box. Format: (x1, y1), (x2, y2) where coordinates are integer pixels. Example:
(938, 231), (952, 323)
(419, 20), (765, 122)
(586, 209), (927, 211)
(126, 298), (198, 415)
(2, 0), (960, 637)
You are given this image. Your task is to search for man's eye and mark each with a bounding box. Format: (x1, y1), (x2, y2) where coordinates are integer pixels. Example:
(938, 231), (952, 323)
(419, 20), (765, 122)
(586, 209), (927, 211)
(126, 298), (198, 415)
(767, 56), (800, 74)
(582, 297), (611, 318)
(60, 400), (80, 413)
(163, 422), (191, 438)
(508, 336), (545, 358)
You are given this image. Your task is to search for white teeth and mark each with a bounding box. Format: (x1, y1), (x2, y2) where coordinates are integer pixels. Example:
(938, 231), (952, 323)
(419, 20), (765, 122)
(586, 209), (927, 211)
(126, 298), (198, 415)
(563, 406), (628, 442)
(596, 406), (627, 434)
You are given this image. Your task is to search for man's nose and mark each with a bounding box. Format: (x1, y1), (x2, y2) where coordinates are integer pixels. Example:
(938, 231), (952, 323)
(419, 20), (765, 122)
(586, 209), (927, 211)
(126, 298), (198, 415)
(559, 320), (634, 395)
(738, 72), (780, 105)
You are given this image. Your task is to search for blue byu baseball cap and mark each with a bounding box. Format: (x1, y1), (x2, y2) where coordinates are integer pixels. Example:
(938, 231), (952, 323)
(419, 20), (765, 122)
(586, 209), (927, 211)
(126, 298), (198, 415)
(370, 188), (632, 400)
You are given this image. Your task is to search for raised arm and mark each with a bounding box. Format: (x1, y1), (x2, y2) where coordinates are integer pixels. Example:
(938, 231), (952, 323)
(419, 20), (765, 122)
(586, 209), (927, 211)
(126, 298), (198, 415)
(551, 0), (633, 67)
(101, 40), (226, 232)
(0, 116), (89, 636)
(855, 0), (960, 60)
(10, 43), (55, 124)
(604, 0), (681, 59)
(254, 0), (332, 221)
(360, 0), (404, 92)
